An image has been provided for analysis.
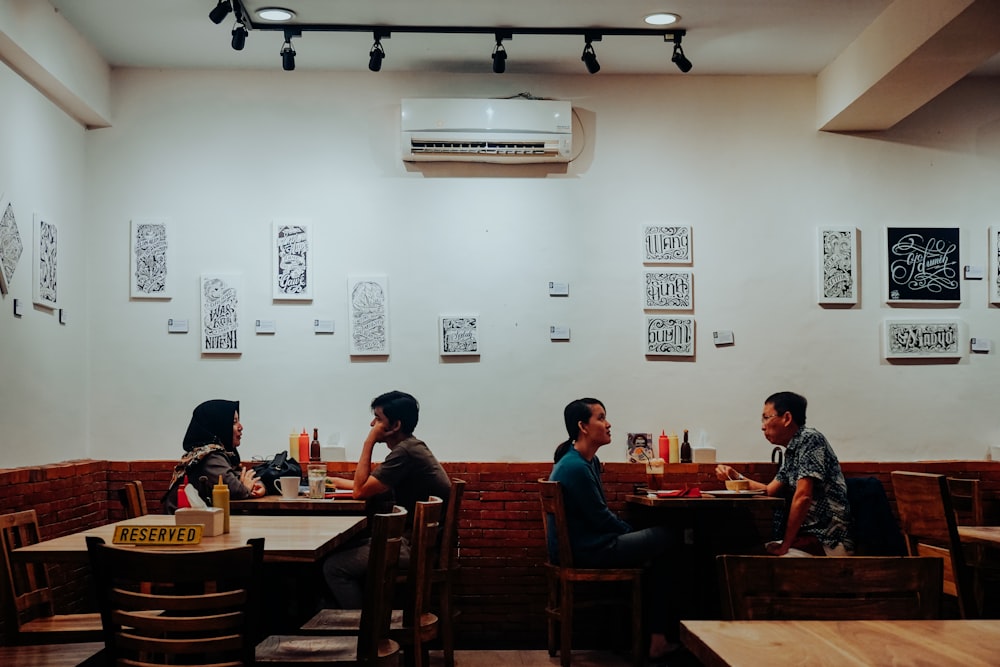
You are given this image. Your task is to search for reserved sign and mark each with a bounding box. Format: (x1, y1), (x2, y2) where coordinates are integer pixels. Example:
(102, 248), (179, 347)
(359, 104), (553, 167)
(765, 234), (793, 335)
(112, 524), (203, 545)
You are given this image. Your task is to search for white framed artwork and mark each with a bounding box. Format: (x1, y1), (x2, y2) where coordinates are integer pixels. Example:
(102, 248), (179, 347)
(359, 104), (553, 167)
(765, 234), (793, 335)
(348, 274), (389, 356)
(272, 220), (312, 300)
(644, 269), (692, 310)
(32, 213), (58, 309)
(645, 315), (695, 356)
(643, 225), (692, 264)
(439, 315), (479, 356)
(885, 226), (960, 304)
(0, 193), (23, 295)
(990, 226), (1000, 305)
(200, 273), (242, 354)
(130, 219), (172, 299)
(817, 226), (858, 305)
(883, 319), (962, 360)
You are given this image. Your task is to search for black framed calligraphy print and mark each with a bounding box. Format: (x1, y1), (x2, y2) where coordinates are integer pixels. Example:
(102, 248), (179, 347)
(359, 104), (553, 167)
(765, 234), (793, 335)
(885, 227), (960, 304)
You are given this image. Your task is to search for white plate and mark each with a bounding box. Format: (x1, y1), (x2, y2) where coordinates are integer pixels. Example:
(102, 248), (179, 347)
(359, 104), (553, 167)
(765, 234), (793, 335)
(703, 489), (765, 497)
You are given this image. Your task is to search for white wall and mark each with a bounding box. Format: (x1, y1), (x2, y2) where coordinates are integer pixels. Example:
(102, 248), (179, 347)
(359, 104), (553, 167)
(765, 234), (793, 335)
(4, 62), (1000, 468)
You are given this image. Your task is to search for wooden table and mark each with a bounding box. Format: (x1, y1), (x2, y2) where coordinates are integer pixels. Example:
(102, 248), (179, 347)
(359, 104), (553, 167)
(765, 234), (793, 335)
(12, 514), (367, 564)
(959, 525), (1000, 546)
(230, 494), (366, 515)
(681, 619), (1000, 667)
(0, 642), (104, 667)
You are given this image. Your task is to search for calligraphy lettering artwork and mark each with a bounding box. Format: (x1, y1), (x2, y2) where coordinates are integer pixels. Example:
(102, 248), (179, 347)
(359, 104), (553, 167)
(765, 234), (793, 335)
(32, 214), (57, 308)
(200, 274), (241, 354)
(886, 227), (960, 303)
(990, 226), (1000, 305)
(439, 315), (479, 356)
(130, 220), (171, 298)
(818, 227), (858, 304)
(272, 221), (312, 300)
(645, 316), (695, 356)
(644, 225), (692, 264)
(348, 275), (389, 355)
(645, 270), (692, 310)
(884, 320), (961, 359)
(0, 197), (23, 295)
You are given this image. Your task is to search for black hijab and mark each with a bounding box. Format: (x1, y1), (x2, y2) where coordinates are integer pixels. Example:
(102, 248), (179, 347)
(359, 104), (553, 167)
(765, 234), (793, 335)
(182, 399), (240, 460)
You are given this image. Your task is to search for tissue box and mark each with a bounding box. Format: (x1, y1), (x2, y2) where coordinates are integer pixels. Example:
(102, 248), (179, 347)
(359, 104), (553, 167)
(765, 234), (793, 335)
(174, 507), (224, 536)
(693, 447), (717, 463)
(320, 445), (346, 462)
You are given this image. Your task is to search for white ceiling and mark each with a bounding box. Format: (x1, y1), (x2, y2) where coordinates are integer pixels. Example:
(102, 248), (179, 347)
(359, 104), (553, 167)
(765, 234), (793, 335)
(48, 0), (1000, 77)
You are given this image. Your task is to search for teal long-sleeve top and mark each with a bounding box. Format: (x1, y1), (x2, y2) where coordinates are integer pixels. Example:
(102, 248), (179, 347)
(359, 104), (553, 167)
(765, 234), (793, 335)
(548, 447), (631, 562)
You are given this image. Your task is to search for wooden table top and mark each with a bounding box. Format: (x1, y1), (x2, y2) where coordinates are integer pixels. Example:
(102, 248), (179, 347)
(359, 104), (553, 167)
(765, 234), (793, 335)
(958, 525), (1000, 545)
(12, 514), (366, 564)
(681, 619), (1000, 667)
(0, 642), (104, 667)
(230, 494), (366, 514)
(627, 492), (784, 509)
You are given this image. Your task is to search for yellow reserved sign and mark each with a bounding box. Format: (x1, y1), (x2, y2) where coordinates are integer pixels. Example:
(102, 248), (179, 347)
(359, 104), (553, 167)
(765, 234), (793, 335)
(112, 524), (203, 545)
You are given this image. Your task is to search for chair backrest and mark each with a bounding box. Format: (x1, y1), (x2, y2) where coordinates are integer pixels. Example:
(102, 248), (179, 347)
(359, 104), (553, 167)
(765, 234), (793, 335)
(0, 510), (56, 632)
(438, 479), (466, 572)
(891, 470), (976, 618)
(86, 535), (264, 667)
(357, 505), (408, 662)
(117, 480), (149, 519)
(539, 479), (574, 568)
(947, 477), (984, 526)
(403, 497), (444, 628)
(717, 555), (942, 620)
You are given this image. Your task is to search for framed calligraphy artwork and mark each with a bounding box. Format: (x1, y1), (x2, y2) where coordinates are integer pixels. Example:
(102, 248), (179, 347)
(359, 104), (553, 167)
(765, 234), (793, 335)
(644, 270), (693, 310)
(348, 274), (389, 356)
(439, 315), (480, 356)
(817, 226), (858, 305)
(885, 227), (960, 304)
(990, 226), (1000, 305)
(200, 273), (242, 354)
(643, 225), (691, 264)
(32, 213), (58, 309)
(0, 193), (23, 295)
(130, 219), (172, 299)
(883, 319), (962, 360)
(272, 220), (312, 300)
(645, 315), (695, 357)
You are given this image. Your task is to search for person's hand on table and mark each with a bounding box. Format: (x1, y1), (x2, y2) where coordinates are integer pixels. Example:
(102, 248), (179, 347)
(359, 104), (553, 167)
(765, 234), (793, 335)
(715, 464), (739, 481)
(240, 467), (266, 497)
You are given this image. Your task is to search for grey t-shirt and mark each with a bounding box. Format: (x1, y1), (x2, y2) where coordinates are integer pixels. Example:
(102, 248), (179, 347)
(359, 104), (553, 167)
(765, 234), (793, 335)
(372, 435), (451, 523)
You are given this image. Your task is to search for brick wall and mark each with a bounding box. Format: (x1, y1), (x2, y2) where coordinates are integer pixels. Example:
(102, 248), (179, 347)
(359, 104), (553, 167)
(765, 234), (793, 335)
(2, 458), (998, 647)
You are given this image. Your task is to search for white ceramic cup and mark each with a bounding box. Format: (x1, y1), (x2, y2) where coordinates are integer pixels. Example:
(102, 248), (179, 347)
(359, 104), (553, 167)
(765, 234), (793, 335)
(275, 476), (300, 500)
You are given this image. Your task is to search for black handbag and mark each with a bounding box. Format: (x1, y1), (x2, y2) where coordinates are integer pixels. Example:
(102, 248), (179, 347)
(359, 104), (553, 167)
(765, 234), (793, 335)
(252, 451), (302, 495)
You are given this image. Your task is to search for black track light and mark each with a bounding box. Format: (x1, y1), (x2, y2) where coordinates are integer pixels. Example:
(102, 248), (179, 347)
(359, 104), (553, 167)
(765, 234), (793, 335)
(369, 40), (385, 72)
(671, 42), (692, 73)
(208, 1), (232, 25)
(491, 40), (507, 74)
(231, 22), (248, 51)
(280, 40), (296, 71)
(581, 39), (600, 74)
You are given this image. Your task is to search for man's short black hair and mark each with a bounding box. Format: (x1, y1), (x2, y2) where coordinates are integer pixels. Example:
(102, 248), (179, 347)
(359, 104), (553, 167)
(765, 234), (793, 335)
(765, 391), (807, 426)
(371, 390), (419, 434)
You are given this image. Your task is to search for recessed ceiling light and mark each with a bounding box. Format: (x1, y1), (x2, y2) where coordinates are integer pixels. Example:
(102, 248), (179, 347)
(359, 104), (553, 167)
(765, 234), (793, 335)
(644, 13), (679, 26)
(257, 8), (295, 22)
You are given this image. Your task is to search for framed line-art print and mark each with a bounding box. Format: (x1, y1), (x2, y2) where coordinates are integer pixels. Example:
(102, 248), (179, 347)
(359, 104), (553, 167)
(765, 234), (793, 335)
(883, 319), (962, 360)
(990, 226), (1000, 305)
(32, 213), (58, 309)
(439, 315), (480, 356)
(645, 315), (695, 357)
(348, 274), (389, 356)
(644, 269), (693, 310)
(272, 220), (312, 300)
(0, 193), (23, 295)
(885, 226), (960, 304)
(643, 225), (691, 264)
(817, 226), (858, 305)
(130, 219), (172, 299)
(201, 273), (242, 354)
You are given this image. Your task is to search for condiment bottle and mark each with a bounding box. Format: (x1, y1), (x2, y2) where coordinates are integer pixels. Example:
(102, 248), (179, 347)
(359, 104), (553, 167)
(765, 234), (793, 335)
(658, 430), (669, 460)
(310, 428), (321, 462)
(177, 474), (191, 509)
(288, 430), (298, 460)
(668, 432), (680, 464)
(680, 429), (692, 463)
(298, 428), (309, 464)
(212, 475), (230, 534)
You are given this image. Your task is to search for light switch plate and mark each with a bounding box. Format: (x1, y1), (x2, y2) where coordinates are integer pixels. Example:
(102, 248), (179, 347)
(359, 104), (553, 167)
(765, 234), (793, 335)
(549, 325), (570, 341)
(255, 319), (276, 334)
(167, 318), (189, 333)
(13, 299), (23, 317)
(971, 337), (992, 353)
(548, 281), (569, 296)
(713, 330), (735, 346)
(964, 265), (984, 280)
(314, 319), (335, 334)
(58, 309), (67, 325)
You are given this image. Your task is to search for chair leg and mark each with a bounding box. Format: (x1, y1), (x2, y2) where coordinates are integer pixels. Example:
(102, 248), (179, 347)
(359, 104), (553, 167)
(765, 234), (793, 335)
(560, 582), (573, 667)
(631, 578), (643, 667)
(440, 578), (456, 667)
(546, 576), (559, 658)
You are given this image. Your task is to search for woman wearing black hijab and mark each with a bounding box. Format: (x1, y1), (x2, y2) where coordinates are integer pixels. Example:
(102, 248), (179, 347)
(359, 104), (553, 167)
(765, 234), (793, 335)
(162, 399), (265, 513)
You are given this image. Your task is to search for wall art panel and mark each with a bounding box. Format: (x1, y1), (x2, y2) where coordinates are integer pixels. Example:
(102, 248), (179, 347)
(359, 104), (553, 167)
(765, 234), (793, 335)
(130, 219), (172, 298)
(348, 274), (389, 356)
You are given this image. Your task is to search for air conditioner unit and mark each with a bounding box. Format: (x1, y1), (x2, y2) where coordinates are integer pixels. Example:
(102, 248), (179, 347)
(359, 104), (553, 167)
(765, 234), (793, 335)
(401, 98), (572, 164)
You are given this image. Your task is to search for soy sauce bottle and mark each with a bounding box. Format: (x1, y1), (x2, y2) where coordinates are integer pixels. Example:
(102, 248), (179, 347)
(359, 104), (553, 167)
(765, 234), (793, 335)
(680, 429), (692, 463)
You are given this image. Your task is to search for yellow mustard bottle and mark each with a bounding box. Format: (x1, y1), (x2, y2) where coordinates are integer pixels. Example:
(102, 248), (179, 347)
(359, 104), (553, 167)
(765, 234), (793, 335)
(213, 475), (230, 534)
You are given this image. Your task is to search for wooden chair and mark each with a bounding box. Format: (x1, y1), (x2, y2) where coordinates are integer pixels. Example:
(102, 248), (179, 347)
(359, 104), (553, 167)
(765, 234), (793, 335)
(717, 555), (942, 620)
(432, 479), (465, 667)
(116, 480), (149, 519)
(891, 470), (978, 619)
(0, 509), (103, 645)
(256, 506), (407, 666)
(947, 477), (1000, 616)
(539, 479), (643, 667)
(300, 497), (444, 667)
(86, 534), (264, 666)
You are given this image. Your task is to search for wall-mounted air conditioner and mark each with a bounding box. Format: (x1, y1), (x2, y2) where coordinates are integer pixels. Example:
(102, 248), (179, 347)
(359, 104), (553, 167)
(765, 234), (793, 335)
(401, 98), (572, 164)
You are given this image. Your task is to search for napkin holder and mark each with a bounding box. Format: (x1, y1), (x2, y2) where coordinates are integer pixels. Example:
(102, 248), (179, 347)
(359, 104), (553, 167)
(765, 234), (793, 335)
(692, 446), (716, 463)
(174, 507), (224, 536)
